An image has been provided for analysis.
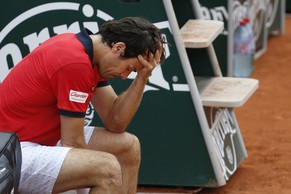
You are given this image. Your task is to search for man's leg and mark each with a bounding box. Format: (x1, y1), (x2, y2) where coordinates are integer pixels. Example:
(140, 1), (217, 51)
(53, 127), (140, 194)
(86, 127), (141, 194)
(20, 142), (122, 194)
(53, 148), (122, 194)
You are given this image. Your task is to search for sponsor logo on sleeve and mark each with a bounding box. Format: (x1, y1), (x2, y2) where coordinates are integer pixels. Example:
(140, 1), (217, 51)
(69, 90), (88, 103)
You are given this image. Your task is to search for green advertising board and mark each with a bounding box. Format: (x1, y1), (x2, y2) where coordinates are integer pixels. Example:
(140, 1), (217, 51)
(171, 0), (232, 76)
(286, 0), (291, 13)
(0, 0), (252, 188)
(170, 0), (268, 76)
(0, 0), (212, 187)
(184, 0), (281, 76)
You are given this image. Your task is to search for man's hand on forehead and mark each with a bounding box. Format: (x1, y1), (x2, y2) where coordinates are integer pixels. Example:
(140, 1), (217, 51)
(136, 50), (160, 79)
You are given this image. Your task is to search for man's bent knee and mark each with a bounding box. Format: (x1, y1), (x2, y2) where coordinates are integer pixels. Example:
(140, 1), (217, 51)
(128, 133), (141, 158)
(94, 152), (122, 188)
(121, 133), (141, 154)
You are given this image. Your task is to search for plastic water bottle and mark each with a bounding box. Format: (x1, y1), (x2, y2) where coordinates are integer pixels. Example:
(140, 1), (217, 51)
(244, 17), (255, 52)
(233, 19), (253, 77)
(244, 17), (256, 70)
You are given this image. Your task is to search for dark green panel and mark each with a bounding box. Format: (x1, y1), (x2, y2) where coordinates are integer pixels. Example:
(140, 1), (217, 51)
(287, 0), (291, 13)
(172, 0), (228, 76)
(0, 0), (218, 187)
(131, 91), (214, 186)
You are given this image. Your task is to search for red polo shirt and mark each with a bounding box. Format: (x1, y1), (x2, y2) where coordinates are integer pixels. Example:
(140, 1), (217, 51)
(0, 29), (108, 145)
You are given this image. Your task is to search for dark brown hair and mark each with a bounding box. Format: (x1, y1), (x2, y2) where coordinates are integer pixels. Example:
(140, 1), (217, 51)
(99, 17), (166, 63)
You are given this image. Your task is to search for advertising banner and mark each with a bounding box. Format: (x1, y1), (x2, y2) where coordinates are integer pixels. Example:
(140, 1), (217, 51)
(0, 0), (249, 187)
(0, 0), (216, 187)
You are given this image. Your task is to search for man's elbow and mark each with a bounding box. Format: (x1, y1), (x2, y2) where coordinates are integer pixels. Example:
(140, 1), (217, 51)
(102, 114), (130, 133)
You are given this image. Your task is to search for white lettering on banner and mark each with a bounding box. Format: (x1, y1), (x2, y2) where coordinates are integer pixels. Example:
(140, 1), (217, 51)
(200, 5), (229, 35)
(23, 28), (51, 52)
(0, 43), (22, 81)
(210, 108), (237, 180)
(201, 0), (269, 45)
(69, 90), (89, 103)
(0, 2), (192, 126)
(0, 2), (190, 95)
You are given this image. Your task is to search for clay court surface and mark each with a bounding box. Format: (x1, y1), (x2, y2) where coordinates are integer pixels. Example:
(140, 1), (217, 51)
(137, 16), (291, 194)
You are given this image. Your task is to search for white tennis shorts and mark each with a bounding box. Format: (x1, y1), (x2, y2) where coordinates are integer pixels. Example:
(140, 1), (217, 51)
(18, 126), (95, 194)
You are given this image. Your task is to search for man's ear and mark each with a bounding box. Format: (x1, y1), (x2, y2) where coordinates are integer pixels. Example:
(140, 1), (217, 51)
(112, 42), (126, 54)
